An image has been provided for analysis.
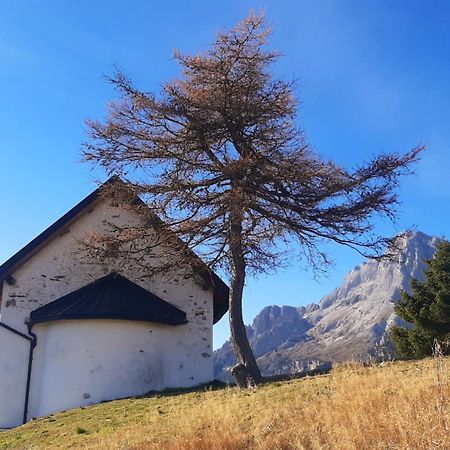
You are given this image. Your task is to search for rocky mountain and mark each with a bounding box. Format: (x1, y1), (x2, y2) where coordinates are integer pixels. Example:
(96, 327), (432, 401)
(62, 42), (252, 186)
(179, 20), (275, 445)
(214, 231), (441, 380)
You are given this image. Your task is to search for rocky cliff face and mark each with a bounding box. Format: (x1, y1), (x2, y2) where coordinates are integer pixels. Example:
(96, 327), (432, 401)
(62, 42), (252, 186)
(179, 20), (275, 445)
(214, 231), (441, 380)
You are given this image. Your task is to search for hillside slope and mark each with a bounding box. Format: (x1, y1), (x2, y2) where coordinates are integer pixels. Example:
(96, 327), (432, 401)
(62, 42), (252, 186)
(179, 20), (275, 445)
(1, 358), (449, 449)
(215, 231), (441, 379)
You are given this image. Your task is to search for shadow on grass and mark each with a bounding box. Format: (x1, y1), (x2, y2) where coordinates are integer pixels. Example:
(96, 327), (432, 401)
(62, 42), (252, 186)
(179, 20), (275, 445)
(137, 364), (333, 400)
(142, 379), (230, 398)
(93, 364), (335, 408)
(261, 364), (332, 384)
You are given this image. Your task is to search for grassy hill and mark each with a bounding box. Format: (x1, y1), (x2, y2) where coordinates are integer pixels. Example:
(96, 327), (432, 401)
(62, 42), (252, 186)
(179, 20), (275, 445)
(1, 358), (449, 449)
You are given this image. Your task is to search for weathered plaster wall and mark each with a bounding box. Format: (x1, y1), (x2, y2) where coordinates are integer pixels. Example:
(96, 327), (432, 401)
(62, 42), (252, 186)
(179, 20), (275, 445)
(0, 199), (214, 337)
(0, 326), (29, 428)
(0, 197), (214, 425)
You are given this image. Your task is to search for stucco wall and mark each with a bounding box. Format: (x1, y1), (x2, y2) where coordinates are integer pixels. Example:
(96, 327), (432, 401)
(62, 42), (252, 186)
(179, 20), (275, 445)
(0, 327), (30, 428)
(28, 320), (212, 418)
(0, 197), (214, 426)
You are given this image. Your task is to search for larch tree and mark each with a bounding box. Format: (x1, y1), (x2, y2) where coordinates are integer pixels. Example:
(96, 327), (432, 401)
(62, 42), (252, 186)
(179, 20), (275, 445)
(83, 13), (422, 387)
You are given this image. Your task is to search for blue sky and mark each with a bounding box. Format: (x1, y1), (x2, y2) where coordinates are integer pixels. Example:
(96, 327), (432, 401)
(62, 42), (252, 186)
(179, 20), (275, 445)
(1, 1), (449, 348)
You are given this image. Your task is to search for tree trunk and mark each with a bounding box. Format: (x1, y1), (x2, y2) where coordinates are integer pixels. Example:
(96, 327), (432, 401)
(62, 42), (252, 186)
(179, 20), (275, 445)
(229, 189), (262, 387)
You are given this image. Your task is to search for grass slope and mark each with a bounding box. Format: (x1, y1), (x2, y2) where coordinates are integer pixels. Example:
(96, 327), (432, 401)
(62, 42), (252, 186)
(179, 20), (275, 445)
(1, 358), (449, 449)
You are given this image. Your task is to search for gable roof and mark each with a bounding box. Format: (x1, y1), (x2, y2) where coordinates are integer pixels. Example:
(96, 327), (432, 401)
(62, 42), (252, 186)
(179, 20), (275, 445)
(29, 272), (187, 326)
(0, 177), (229, 324)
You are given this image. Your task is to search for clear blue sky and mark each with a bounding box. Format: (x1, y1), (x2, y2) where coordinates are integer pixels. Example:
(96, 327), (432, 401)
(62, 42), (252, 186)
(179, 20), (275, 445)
(1, 1), (449, 348)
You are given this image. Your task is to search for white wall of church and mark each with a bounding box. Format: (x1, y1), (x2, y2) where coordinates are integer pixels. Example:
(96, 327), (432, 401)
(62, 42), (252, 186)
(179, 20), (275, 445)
(28, 319), (212, 419)
(0, 326), (30, 428)
(0, 197), (215, 426)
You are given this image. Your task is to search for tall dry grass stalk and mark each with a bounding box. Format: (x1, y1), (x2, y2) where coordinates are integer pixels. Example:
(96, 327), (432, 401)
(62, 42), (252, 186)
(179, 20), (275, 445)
(433, 339), (450, 437)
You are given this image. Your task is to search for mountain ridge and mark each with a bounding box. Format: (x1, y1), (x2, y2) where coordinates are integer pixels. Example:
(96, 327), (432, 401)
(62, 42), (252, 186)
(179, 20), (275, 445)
(214, 231), (441, 379)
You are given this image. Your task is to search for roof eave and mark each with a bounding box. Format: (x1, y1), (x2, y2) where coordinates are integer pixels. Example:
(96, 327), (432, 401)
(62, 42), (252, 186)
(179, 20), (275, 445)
(29, 315), (188, 326)
(0, 187), (105, 282)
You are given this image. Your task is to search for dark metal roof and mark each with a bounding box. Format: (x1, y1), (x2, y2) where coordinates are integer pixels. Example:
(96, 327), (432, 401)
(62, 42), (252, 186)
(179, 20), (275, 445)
(0, 177), (229, 324)
(210, 274), (229, 324)
(29, 272), (187, 326)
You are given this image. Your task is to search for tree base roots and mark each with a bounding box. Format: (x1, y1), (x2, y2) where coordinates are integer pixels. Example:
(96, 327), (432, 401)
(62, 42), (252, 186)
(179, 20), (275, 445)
(231, 364), (260, 389)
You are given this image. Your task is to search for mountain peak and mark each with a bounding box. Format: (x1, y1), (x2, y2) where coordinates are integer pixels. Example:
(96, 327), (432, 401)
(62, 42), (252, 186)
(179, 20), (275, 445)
(214, 231), (442, 379)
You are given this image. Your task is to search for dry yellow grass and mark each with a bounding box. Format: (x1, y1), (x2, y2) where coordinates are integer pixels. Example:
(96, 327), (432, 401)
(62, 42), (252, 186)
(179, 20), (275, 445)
(1, 357), (449, 449)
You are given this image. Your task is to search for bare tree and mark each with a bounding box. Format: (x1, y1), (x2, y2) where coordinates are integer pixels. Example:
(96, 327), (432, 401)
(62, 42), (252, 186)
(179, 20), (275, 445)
(83, 13), (422, 387)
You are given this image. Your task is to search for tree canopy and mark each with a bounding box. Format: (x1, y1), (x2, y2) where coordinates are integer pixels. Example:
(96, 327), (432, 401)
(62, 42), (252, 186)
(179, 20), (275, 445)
(84, 13), (423, 385)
